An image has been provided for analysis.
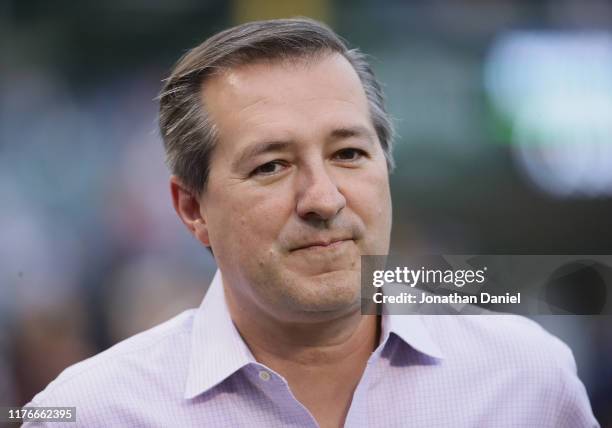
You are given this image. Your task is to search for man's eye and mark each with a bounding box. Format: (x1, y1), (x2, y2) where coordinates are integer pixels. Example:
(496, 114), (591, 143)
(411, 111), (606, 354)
(334, 148), (367, 161)
(251, 161), (285, 176)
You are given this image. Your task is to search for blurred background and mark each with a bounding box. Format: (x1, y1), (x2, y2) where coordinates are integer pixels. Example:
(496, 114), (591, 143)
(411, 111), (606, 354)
(1, 0), (611, 425)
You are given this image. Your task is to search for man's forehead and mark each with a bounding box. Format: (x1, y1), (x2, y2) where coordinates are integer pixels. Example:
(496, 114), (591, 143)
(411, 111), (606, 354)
(198, 52), (373, 163)
(200, 52), (365, 112)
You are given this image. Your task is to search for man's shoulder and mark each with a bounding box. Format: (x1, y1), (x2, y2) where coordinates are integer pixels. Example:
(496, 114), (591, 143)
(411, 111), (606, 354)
(423, 312), (575, 368)
(27, 309), (197, 408)
(435, 314), (599, 425)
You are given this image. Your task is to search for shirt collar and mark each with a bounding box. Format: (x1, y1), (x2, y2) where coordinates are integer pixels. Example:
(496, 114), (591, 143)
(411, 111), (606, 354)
(185, 270), (445, 399)
(184, 270), (255, 399)
(380, 313), (445, 360)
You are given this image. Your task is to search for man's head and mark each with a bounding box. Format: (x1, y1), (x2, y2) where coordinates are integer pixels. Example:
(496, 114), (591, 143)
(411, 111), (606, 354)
(159, 18), (394, 194)
(161, 18), (393, 323)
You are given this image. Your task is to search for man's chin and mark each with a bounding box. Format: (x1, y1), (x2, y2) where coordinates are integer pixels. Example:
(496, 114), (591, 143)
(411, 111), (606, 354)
(278, 271), (362, 318)
(297, 268), (361, 292)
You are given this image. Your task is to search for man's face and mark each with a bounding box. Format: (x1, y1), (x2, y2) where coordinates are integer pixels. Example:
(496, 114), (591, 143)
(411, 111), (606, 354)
(198, 53), (392, 322)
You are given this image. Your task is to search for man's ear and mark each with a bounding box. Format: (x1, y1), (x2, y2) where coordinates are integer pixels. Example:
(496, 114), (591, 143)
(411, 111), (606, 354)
(170, 175), (210, 247)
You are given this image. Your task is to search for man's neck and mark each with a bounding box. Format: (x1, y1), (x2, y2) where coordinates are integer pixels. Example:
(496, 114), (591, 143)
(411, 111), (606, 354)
(236, 311), (380, 367)
(224, 287), (380, 428)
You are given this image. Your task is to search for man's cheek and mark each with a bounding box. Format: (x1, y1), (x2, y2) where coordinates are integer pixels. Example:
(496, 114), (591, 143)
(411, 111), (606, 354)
(351, 184), (388, 218)
(246, 199), (288, 229)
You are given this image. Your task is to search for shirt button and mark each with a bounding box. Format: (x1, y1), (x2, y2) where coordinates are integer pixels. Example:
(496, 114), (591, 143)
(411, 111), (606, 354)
(258, 370), (271, 381)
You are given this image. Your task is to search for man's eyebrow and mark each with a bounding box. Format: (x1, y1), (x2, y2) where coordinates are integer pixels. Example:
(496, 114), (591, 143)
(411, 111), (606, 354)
(328, 125), (377, 144)
(232, 141), (291, 170)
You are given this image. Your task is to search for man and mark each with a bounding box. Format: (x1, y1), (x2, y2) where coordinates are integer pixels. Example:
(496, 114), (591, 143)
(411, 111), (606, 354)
(25, 18), (598, 427)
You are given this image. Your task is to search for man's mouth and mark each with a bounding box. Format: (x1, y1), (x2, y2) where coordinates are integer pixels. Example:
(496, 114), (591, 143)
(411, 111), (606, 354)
(291, 238), (353, 252)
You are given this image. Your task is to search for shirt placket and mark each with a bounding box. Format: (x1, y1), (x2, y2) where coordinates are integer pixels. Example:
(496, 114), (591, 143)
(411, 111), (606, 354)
(245, 363), (319, 428)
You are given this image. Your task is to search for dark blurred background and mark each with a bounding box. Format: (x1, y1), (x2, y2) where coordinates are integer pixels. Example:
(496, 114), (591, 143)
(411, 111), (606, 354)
(1, 0), (611, 425)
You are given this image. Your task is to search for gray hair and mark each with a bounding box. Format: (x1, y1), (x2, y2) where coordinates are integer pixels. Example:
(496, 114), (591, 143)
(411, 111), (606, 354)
(158, 17), (394, 195)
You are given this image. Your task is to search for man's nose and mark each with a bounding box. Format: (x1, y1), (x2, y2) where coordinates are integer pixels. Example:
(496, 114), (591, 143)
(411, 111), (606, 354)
(296, 165), (346, 223)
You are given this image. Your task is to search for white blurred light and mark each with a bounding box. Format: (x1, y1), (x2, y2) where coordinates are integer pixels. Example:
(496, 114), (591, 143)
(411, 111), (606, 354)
(484, 31), (612, 198)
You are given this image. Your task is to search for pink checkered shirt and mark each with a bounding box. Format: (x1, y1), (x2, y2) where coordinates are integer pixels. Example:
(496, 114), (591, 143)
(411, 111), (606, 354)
(24, 270), (598, 427)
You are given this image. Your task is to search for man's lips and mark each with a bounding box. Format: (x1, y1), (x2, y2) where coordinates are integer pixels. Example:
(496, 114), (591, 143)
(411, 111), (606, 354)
(291, 238), (353, 251)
